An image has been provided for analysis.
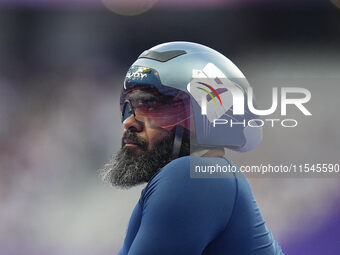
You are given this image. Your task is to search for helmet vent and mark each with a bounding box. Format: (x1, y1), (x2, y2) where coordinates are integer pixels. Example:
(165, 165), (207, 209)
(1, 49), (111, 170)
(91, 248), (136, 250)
(138, 50), (186, 62)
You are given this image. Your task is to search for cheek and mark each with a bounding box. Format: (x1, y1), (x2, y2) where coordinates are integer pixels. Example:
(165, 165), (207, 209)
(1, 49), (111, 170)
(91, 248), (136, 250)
(145, 127), (169, 150)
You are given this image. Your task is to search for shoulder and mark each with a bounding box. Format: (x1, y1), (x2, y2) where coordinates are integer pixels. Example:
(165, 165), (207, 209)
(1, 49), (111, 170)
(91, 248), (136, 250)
(139, 156), (239, 230)
(153, 155), (191, 180)
(141, 156), (238, 206)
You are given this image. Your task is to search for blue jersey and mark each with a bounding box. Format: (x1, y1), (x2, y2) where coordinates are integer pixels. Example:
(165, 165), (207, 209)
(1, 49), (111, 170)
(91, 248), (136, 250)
(118, 156), (284, 255)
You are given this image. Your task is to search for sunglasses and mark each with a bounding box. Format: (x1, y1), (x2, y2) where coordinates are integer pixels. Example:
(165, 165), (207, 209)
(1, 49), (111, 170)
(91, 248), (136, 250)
(121, 93), (191, 130)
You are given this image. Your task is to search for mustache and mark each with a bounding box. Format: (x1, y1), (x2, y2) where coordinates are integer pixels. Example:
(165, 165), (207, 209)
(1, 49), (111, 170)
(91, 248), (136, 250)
(121, 130), (148, 151)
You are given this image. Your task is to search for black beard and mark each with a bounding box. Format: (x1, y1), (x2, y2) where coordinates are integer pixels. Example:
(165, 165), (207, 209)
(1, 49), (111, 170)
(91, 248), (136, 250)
(100, 130), (176, 188)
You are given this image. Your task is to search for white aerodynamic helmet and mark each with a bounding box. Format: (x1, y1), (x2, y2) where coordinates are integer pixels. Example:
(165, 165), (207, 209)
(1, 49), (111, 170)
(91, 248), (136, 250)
(120, 41), (262, 156)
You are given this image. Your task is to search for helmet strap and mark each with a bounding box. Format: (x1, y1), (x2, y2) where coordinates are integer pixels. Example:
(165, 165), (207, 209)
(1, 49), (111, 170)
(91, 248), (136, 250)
(171, 125), (184, 160)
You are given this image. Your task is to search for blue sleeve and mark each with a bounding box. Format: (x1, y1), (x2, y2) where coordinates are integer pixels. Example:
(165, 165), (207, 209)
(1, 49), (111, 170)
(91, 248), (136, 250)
(125, 156), (237, 255)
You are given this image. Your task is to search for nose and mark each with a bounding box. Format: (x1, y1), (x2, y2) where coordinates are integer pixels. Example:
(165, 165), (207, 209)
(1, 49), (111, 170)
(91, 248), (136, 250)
(123, 114), (143, 133)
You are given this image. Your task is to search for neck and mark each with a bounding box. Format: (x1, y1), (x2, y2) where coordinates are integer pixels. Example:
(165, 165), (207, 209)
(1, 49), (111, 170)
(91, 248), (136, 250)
(202, 149), (225, 158)
(190, 146), (225, 158)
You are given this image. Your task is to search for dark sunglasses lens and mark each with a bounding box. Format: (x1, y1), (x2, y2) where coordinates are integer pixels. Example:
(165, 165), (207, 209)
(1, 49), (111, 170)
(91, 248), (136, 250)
(121, 101), (134, 123)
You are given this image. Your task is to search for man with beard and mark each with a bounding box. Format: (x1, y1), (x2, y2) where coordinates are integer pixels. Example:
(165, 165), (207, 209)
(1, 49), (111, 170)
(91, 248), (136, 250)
(103, 86), (192, 187)
(101, 42), (284, 255)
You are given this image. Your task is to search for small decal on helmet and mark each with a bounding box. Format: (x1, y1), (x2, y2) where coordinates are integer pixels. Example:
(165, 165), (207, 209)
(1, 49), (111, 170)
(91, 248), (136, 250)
(126, 66), (152, 80)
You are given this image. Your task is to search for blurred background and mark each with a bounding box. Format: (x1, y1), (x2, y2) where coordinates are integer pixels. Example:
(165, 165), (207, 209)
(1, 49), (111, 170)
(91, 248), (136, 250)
(0, 0), (340, 254)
